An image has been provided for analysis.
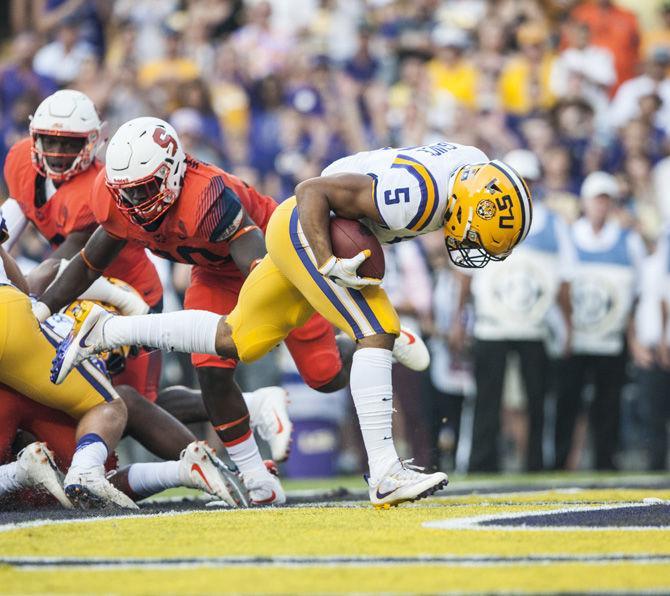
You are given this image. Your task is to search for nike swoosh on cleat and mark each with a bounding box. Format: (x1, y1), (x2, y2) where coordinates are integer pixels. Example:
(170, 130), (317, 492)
(251, 490), (276, 505)
(79, 326), (96, 349)
(190, 463), (213, 491)
(400, 329), (416, 345)
(382, 397), (392, 401)
(376, 487), (398, 499)
(274, 411), (284, 434)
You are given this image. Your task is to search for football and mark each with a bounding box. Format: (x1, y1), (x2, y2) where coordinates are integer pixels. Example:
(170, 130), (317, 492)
(329, 217), (385, 280)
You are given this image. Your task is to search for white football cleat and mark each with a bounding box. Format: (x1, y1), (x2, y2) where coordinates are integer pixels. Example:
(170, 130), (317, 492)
(51, 301), (112, 385)
(367, 459), (448, 509)
(392, 326), (430, 371)
(179, 441), (247, 507)
(64, 464), (138, 509)
(246, 387), (292, 462)
(243, 470), (286, 506)
(15, 442), (72, 509)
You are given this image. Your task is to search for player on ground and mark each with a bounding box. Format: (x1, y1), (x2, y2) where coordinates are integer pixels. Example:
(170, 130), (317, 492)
(0, 389), (245, 508)
(2, 90), (163, 402)
(0, 300), (247, 508)
(0, 212), (133, 508)
(51, 140), (533, 507)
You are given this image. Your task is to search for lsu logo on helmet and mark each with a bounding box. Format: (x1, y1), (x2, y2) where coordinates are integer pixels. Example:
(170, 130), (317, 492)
(445, 160), (532, 268)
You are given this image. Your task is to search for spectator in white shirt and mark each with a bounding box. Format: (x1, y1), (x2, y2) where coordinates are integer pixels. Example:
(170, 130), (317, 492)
(32, 19), (96, 86)
(454, 150), (575, 472)
(556, 172), (647, 470)
(551, 19), (616, 134)
(609, 50), (670, 136)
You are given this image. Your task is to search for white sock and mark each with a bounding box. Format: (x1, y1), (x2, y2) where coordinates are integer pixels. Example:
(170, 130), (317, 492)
(102, 311), (220, 355)
(350, 348), (399, 480)
(226, 433), (267, 477)
(70, 438), (108, 470)
(0, 462), (20, 495)
(127, 461), (180, 497)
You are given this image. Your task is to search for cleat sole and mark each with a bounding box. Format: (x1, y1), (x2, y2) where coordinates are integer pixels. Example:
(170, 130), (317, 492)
(65, 484), (105, 510)
(372, 477), (449, 509)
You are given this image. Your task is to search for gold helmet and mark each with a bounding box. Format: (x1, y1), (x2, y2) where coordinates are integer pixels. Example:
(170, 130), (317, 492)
(444, 160), (533, 268)
(62, 278), (139, 375)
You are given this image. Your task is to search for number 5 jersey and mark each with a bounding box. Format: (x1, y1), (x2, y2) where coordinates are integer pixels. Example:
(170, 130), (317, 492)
(321, 142), (488, 245)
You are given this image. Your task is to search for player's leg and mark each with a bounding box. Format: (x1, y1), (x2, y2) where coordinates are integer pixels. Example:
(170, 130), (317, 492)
(182, 267), (287, 504)
(109, 439), (246, 507)
(156, 385), (209, 424)
(0, 386), (71, 507)
(0, 287), (134, 508)
(117, 384), (196, 461)
(50, 257), (307, 384)
(157, 384), (293, 463)
(0, 385), (22, 464)
(284, 313), (348, 392)
(266, 198), (447, 507)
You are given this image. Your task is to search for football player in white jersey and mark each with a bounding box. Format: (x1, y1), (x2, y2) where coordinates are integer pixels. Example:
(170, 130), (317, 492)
(51, 141), (532, 507)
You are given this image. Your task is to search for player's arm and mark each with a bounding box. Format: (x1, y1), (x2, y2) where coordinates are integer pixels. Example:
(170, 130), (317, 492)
(228, 214), (267, 277)
(295, 173), (381, 289)
(49, 228), (96, 260)
(36, 226), (128, 320)
(0, 216), (29, 294)
(25, 228), (94, 294)
(0, 246), (29, 295)
(0, 198), (28, 251)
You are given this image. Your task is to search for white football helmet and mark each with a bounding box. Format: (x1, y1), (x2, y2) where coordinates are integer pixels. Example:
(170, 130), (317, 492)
(30, 89), (105, 182)
(105, 117), (187, 225)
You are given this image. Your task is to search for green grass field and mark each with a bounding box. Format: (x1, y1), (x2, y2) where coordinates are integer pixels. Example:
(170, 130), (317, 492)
(1, 473), (669, 594)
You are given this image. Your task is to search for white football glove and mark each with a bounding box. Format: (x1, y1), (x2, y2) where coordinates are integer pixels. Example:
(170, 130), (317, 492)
(318, 251), (382, 291)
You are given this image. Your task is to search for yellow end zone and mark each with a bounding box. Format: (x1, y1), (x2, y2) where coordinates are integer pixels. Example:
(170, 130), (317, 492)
(1, 488), (668, 594)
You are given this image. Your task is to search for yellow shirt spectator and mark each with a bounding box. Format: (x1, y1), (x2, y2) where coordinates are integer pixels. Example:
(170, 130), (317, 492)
(428, 58), (478, 108)
(499, 54), (556, 115)
(138, 57), (200, 89)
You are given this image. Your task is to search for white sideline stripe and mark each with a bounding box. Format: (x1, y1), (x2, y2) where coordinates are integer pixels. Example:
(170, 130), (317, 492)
(5, 554), (670, 572)
(423, 502), (670, 532)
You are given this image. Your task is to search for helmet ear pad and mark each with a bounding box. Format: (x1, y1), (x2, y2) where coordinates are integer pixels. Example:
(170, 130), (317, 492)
(444, 161), (532, 267)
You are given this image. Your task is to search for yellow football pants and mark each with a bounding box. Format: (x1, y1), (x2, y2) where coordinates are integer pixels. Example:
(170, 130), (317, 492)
(0, 286), (117, 419)
(227, 197), (400, 363)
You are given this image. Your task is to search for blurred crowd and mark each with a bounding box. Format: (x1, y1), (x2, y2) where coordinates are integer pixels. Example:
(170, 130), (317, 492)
(1, 0), (669, 473)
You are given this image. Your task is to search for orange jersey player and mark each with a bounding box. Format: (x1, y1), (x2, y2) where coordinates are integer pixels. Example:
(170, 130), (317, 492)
(3, 90), (163, 401)
(38, 117), (353, 505)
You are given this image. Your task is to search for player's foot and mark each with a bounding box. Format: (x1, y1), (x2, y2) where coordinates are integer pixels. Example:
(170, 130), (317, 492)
(392, 326), (430, 371)
(179, 441), (247, 507)
(247, 387), (292, 462)
(64, 464), (138, 509)
(15, 442), (72, 509)
(243, 470), (286, 506)
(367, 459), (448, 509)
(50, 302), (112, 385)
